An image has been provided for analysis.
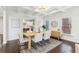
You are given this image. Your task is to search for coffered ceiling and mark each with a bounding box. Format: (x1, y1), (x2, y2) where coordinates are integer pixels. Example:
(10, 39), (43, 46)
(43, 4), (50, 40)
(0, 6), (72, 16)
(22, 6), (72, 15)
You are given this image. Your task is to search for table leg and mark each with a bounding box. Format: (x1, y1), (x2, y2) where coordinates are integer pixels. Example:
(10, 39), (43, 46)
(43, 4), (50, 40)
(28, 37), (32, 50)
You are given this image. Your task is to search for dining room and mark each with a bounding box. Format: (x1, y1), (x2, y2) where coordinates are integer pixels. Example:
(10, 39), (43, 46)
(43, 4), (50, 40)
(1, 6), (79, 53)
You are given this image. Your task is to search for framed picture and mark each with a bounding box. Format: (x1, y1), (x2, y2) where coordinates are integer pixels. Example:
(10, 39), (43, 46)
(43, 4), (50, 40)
(51, 20), (58, 28)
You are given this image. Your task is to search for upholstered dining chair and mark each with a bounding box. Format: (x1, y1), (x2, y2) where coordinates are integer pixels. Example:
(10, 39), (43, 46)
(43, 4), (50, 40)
(43, 30), (51, 44)
(32, 33), (43, 49)
(18, 34), (28, 50)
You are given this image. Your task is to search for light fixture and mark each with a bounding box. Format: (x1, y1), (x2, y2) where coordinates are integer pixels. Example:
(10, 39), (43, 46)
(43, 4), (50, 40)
(35, 6), (49, 13)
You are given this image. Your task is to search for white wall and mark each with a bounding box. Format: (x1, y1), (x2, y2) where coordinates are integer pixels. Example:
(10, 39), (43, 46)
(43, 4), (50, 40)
(49, 12), (64, 34)
(51, 7), (79, 36)
(0, 17), (3, 34)
(6, 11), (26, 42)
(33, 16), (44, 32)
(6, 7), (79, 42)
(75, 44), (79, 53)
(49, 7), (79, 43)
(8, 16), (20, 40)
(67, 7), (79, 37)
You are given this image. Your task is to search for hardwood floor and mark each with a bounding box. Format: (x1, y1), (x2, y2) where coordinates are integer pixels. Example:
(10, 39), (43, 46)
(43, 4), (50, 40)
(49, 40), (75, 53)
(0, 34), (3, 47)
(0, 38), (75, 53)
(0, 39), (20, 53)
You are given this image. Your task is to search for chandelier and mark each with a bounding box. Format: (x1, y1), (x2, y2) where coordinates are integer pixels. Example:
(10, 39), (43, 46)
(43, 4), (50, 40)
(35, 6), (49, 13)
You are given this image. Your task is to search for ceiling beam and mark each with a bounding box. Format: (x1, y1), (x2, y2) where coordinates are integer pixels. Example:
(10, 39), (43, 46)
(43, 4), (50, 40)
(46, 6), (72, 16)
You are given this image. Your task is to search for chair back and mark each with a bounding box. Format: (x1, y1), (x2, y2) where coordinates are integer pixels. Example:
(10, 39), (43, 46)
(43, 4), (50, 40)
(32, 33), (43, 43)
(43, 30), (51, 40)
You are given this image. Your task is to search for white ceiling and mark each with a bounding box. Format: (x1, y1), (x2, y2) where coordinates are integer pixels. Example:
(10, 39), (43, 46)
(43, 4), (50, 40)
(22, 6), (72, 15)
(0, 6), (72, 16)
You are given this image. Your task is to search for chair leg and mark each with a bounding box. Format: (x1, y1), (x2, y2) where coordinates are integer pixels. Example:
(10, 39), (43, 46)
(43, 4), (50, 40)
(58, 37), (60, 40)
(45, 39), (51, 44)
(37, 42), (43, 46)
(47, 40), (51, 43)
(31, 40), (37, 49)
(42, 39), (46, 45)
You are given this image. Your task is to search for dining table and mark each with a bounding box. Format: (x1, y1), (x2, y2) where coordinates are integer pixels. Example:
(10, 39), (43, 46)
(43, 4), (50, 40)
(23, 31), (39, 50)
(23, 31), (51, 50)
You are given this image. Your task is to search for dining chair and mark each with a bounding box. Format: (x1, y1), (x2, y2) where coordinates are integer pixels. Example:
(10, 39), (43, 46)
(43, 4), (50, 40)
(18, 34), (28, 50)
(43, 30), (51, 44)
(32, 33), (43, 48)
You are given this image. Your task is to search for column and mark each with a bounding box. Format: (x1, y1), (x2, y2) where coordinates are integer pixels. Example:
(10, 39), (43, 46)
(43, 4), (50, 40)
(3, 9), (8, 44)
(19, 18), (23, 43)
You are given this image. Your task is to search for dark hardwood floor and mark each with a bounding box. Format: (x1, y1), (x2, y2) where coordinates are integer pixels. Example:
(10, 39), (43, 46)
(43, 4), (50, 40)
(0, 38), (75, 53)
(0, 34), (3, 47)
(49, 40), (75, 53)
(0, 39), (20, 53)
